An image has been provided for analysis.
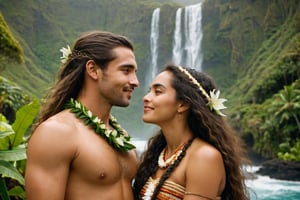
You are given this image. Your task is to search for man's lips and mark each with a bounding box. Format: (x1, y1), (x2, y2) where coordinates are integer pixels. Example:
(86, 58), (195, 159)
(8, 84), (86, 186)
(124, 88), (134, 98)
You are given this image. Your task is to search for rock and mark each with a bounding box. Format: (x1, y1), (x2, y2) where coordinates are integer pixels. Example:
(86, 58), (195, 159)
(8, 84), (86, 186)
(256, 159), (300, 181)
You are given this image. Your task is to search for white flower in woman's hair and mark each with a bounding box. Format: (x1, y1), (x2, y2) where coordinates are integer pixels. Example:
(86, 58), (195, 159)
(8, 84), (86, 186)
(60, 45), (72, 64)
(177, 66), (228, 117)
(208, 89), (227, 116)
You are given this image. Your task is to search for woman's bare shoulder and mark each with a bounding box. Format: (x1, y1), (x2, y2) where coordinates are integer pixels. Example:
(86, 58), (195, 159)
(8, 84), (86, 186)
(185, 139), (226, 198)
(188, 139), (224, 167)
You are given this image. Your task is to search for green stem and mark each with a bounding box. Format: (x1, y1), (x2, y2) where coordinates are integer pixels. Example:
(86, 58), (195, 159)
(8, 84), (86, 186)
(0, 177), (10, 200)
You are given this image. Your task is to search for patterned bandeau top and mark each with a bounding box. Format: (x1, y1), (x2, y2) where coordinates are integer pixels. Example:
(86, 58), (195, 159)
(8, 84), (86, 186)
(140, 177), (221, 200)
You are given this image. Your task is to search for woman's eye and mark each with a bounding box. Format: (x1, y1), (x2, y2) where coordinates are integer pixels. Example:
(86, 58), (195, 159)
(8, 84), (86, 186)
(123, 68), (130, 73)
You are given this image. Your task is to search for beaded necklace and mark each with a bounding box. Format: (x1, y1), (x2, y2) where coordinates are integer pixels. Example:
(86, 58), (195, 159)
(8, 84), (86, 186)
(158, 142), (187, 168)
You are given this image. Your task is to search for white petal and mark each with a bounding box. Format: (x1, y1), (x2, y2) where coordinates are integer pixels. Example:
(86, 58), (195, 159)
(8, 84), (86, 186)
(87, 110), (93, 118)
(116, 137), (124, 146)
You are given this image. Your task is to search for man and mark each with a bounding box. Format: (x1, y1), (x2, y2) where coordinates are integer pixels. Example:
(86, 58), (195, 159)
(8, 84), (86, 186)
(25, 30), (139, 200)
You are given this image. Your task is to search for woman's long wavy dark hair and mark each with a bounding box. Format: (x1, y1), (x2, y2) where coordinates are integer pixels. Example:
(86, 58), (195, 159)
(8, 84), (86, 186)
(133, 64), (250, 200)
(32, 30), (134, 131)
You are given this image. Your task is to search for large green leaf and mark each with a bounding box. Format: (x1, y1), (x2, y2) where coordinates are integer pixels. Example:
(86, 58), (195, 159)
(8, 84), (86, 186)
(0, 122), (14, 139)
(0, 148), (26, 161)
(10, 99), (40, 148)
(8, 185), (26, 199)
(0, 160), (24, 185)
(0, 122), (14, 150)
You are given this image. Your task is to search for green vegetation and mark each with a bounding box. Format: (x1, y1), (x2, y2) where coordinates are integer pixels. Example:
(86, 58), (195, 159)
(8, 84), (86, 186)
(0, 65), (39, 200)
(200, 0), (300, 160)
(235, 82), (300, 159)
(278, 139), (300, 161)
(0, 12), (23, 71)
(0, 100), (40, 200)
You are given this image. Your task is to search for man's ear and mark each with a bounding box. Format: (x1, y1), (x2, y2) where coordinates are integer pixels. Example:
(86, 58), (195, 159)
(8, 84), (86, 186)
(85, 60), (99, 80)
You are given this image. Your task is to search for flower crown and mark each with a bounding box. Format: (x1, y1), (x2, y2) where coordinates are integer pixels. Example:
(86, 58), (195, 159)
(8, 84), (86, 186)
(60, 45), (72, 64)
(177, 66), (227, 116)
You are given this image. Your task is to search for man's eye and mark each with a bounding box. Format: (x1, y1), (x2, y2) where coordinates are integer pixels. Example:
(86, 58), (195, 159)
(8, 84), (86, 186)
(154, 90), (162, 95)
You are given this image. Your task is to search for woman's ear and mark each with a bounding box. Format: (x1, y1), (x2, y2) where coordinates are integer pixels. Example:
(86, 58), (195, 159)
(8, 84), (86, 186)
(177, 101), (190, 113)
(85, 60), (99, 80)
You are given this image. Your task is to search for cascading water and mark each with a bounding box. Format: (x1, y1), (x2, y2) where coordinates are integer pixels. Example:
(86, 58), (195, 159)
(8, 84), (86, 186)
(146, 8), (160, 89)
(172, 2), (204, 71)
(172, 8), (183, 66)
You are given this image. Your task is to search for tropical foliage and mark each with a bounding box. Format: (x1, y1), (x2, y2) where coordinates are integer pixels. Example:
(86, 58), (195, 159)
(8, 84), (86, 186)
(237, 82), (300, 160)
(0, 77), (40, 200)
(278, 139), (300, 161)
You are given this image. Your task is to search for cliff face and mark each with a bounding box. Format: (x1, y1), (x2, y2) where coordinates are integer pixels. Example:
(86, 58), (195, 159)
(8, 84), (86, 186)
(201, 0), (300, 91)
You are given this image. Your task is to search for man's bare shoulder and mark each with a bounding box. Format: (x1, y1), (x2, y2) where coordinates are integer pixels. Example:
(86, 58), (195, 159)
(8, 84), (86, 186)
(32, 110), (78, 137)
(27, 110), (79, 157)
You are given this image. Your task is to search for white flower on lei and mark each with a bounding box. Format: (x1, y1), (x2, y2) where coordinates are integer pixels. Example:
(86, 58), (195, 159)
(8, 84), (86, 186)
(116, 136), (125, 146)
(60, 45), (72, 64)
(111, 130), (118, 137)
(93, 117), (101, 124)
(74, 100), (81, 109)
(87, 110), (93, 118)
(209, 89), (227, 116)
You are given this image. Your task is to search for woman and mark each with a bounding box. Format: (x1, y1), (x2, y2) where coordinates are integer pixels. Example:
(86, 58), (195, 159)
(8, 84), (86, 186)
(133, 64), (250, 200)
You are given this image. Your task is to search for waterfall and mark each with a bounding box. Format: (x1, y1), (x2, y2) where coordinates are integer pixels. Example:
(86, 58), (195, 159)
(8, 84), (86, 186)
(146, 8), (160, 89)
(184, 3), (203, 71)
(172, 2), (204, 71)
(172, 8), (183, 65)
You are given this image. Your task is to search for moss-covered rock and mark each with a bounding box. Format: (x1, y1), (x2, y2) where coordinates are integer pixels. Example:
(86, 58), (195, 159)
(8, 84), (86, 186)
(0, 12), (23, 70)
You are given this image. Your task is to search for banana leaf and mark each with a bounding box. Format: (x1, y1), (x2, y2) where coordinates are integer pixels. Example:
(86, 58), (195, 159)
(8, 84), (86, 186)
(0, 160), (24, 185)
(10, 99), (39, 148)
(0, 122), (14, 139)
(0, 148), (26, 161)
(8, 185), (26, 199)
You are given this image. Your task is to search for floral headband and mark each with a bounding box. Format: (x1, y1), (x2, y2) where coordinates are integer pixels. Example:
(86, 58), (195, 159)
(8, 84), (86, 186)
(177, 66), (227, 116)
(60, 45), (72, 64)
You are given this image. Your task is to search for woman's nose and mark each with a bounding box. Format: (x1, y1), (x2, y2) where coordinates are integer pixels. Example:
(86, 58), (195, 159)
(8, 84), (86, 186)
(143, 92), (151, 102)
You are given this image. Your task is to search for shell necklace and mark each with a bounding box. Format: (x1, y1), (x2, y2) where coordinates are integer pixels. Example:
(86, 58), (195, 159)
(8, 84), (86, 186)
(158, 142), (187, 168)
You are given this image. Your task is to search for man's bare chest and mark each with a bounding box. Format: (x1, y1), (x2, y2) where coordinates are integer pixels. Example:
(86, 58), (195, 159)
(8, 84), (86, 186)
(70, 130), (138, 184)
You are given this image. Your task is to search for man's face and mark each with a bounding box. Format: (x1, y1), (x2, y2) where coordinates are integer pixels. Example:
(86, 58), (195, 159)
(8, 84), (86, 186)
(97, 46), (139, 107)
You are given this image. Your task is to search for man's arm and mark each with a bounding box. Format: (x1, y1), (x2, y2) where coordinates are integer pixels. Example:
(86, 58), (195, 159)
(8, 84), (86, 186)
(25, 119), (77, 200)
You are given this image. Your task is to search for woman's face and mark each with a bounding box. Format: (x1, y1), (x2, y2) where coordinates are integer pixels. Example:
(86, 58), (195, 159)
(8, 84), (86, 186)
(143, 71), (181, 126)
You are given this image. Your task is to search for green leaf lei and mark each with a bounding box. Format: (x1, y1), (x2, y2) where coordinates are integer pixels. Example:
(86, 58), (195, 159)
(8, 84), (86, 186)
(64, 98), (136, 152)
